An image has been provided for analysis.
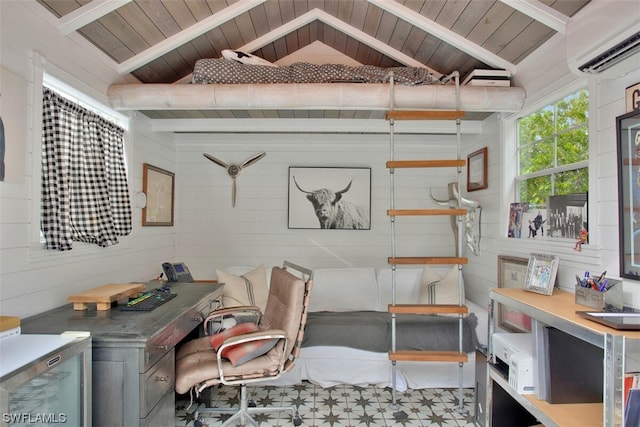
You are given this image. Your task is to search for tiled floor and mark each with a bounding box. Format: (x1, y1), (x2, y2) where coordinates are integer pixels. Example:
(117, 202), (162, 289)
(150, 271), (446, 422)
(176, 382), (477, 426)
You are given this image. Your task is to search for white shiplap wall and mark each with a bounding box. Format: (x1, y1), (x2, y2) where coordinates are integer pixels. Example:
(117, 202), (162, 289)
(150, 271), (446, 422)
(0, 1), (177, 318)
(174, 131), (483, 280)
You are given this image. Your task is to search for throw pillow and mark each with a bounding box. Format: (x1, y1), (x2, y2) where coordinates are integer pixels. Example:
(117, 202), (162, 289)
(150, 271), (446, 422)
(209, 322), (278, 366)
(216, 264), (268, 310)
(223, 337), (278, 367)
(209, 322), (257, 350)
(418, 265), (465, 305)
(221, 49), (278, 67)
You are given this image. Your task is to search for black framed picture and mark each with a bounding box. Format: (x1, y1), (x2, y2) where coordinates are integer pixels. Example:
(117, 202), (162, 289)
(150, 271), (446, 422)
(547, 193), (588, 240)
(288, 167), (371, 230)
(617, 110), (640, 280)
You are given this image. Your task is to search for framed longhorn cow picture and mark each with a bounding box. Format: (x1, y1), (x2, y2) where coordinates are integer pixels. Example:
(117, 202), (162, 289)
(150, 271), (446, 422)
(288, 167), (371, 230)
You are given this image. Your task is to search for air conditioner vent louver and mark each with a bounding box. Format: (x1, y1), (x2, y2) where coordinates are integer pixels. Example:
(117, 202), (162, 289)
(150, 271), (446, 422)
(578, 31), (640, 74)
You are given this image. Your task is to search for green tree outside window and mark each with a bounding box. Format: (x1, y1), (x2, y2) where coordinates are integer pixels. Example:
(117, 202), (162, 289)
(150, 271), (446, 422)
(517, 89), (589, 206)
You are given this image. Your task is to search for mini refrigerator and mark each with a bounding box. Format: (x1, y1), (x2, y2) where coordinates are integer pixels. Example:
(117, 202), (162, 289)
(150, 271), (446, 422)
(1, 334), (91, 426)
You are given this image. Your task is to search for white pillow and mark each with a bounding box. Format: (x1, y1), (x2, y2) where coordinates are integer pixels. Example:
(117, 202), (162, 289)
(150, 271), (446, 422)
(418, 265), (464, 305)
(221, 49), (278, 67)
(216, 264), (269, 311)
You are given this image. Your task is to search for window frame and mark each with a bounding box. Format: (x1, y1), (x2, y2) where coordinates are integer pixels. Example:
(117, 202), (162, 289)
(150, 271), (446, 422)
(502, 78), (597, 248)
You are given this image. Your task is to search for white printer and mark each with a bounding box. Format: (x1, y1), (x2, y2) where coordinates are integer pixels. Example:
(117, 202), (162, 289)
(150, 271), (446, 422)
(493, 333), (534, 394)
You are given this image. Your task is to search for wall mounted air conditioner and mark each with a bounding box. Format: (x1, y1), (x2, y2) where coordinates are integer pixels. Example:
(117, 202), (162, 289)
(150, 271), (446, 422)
(566, 0), (640, 78)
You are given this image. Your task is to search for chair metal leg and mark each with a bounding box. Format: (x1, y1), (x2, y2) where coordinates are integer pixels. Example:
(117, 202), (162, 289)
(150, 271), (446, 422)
(194, 383), (301, 426)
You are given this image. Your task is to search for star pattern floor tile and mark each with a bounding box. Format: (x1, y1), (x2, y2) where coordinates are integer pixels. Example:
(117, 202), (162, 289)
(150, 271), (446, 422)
(176, 383), (476, 426)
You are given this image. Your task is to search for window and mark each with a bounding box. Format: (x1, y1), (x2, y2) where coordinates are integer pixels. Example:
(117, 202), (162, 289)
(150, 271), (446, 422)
(517, 89), (589, 205)
(40, 83), (132, 251)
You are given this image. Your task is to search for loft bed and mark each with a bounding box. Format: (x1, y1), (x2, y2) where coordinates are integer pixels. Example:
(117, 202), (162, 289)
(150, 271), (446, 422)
(107, 57), (526, 113)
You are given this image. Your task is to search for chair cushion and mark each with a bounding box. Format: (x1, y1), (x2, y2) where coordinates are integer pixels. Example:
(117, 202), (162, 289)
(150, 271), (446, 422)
(216, 264), (269, 310)
(418, 265), (464, 305)
(209, 323), (278, 367)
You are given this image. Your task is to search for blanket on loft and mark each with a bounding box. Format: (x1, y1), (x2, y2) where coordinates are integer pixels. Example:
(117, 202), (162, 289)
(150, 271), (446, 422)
(302, 311), (479, 353)
(192, 59), (437, 85)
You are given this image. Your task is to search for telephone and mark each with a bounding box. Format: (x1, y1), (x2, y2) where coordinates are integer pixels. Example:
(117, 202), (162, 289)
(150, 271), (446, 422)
(162, 262), (193, 283)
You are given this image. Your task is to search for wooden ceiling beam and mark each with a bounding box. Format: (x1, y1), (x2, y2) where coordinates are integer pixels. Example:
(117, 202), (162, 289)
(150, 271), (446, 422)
(499, 0), (569, 34)
(57, 0), (132, 35)
(367, 0), (515, 73)
(117, 0), (268, 75)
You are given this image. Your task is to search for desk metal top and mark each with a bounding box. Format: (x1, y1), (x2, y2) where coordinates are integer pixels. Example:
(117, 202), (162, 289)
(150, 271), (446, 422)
(20, 282), (223, 345)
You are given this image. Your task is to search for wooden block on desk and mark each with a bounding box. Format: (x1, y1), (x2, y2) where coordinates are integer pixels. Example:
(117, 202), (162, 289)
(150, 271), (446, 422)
(0, 316), (20, 332)
(67, 283), (146, 311)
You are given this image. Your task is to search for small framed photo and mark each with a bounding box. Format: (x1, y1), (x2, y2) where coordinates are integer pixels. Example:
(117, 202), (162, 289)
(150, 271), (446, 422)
(524, 253), (559, 295)
(497, 255), (532, 332)
(142, 163), (175, 226)
(467, 147), (488, 191)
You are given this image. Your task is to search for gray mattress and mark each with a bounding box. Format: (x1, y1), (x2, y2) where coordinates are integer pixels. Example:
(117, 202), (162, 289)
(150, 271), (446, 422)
(302, 311), (479, 353)
(192, 59), (437, 85)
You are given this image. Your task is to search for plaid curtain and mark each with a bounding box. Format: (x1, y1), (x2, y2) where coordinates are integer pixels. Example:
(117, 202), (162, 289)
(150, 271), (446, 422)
(41, 88), (132, 250)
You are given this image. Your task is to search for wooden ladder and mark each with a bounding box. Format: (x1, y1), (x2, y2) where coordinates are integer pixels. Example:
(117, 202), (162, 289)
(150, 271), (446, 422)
(386, 71), (468, 414)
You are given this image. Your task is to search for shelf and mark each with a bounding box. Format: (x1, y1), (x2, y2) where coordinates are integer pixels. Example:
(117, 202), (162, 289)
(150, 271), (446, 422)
(488, 287), (639, 427)
(388, 304), (467, 315)
(388, 256), (468, 265)
(386, 159), (465, 168)
(389, 350), (468, 363)
(489, 365), (602, 427)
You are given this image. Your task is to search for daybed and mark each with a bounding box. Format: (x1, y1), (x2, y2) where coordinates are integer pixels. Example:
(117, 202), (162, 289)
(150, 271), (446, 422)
(215, 264), (488, 391)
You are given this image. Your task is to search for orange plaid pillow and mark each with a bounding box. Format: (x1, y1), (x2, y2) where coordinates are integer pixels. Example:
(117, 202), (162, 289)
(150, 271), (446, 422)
(209, 323), (278, 366)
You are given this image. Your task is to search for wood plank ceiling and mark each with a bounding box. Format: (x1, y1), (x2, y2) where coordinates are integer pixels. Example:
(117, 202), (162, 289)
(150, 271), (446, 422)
(36, 0), (590, 121)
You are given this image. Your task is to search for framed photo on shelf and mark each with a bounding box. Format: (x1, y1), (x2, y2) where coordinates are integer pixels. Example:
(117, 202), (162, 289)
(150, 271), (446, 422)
(467, 147), (488, 191)
(617, 110), (640, 280)
(288, 167), (371, 230)
(497, 255), (532, 332)
(142, 163), (175, 226)
(524, 253), (559, 295)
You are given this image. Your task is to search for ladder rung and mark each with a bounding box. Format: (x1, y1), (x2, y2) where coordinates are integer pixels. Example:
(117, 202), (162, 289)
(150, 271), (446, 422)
(388, 304), (468, 315)
(389, 350), (468, 363)
(388, 257), (468, 265)
(386, 159), (465, 168)
(386, 110), (466, 121)
(388, 208), (467, 216)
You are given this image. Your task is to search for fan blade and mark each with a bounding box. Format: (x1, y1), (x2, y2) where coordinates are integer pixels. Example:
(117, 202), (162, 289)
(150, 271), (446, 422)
(231, 177), (237, 208)
(240, 152), (266, 169)
(203, 153), (228, 168)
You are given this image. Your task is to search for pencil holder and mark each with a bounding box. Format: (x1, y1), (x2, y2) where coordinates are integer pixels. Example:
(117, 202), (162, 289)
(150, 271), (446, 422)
(575, 279), (623, 311)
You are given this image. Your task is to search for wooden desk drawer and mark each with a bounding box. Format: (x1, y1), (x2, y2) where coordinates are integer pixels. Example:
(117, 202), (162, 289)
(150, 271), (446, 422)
(140, 349), (174, 417)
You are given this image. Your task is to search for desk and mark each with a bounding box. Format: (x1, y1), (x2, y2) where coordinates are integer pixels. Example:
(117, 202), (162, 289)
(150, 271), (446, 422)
(487, 288), (640, 427)
(20, 282), (223, 427)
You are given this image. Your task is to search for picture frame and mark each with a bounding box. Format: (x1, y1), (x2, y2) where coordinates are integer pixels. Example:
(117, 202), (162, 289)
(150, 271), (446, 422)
(546, 193), (588, 240)
(625, 81), (640, 113)
(288, 167), (371, 230)
(467, 147), (488, 191)
(142, 163), (175, 226)
(524, 253), (559, 295)
(497, 255), (532, 332)
(617, 110), (640, 279)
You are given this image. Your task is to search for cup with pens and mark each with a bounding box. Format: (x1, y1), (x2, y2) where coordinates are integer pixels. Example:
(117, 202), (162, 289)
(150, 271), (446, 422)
(575, 270), (623, 311)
